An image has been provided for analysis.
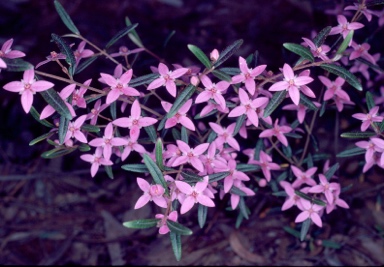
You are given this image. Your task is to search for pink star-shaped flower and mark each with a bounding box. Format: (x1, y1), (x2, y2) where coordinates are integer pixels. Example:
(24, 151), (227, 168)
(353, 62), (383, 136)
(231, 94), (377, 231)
(80, 147), (113, 177)
(259, 119), (292, 147)
(171, 140), (209, 172)
(64, 114), (88, 143)
(309, 174), (340, 204)
(195, 74), (229, 110)
(155, 211), (178, 235)
(352, 106), (383, 132)
(0, 38), (26, 59)
(40, 83), (76, 120)
(134, 178), (168, 209)
(291, 165), (317, 188)
(329, 15), (364, 39)
(251, 150), (280, 182)
(209, 122), (240, 151)
(86, 99), (109, 125)
(295, 198), (324, 227)
(161, 99), (195, 131)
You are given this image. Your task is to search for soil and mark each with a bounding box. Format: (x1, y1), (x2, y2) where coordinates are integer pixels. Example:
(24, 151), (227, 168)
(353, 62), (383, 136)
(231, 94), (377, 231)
(1, 0), (384, 265)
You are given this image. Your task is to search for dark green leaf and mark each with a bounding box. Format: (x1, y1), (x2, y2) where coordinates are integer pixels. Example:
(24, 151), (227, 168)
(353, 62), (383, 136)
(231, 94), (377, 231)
(219, 67), (240, 76)
(51, 33), (76, 77)
(254, 139), (264, 160)
(264, 90), (287, 117)
(130, 73), (159, 87)
(356, 57), (384, 73)
(320, 64), (362, 91)
(336, 147), (366, 158)
(300, 219), (311, 241)
(340, 131), (376, 139)
(170, 232), (182, 261)
(194, 109), (217, 120)
(78, 143), (91, 152)
(294, 190), (312, 201)
(285, 132), (302, 139)
(282, 144), (292, 158)
(29, 132), (55, 146)
(163, 30), (176, 48)
(144, 124), (157, 143)
(167, 85), (196, 118)
(272, 191), (288, 197)
(167, 221), (193, 235)
(207, 131), (217, 143)
(366, 91), (375, 110)
(236, 163), (260, 172)
(233, 114), (246, 136)
(110, 100), (117, 120)
(181, 126), (188, 144)
(283, 43), (314, 62)
(306, 153), (313, 168)
(214, 39), (243, 68)
(123, 218), (159, 229)
(321, 240), (341, 249)
(105, 165), (114, 179)
(324, 163), (339, 180)
(187, 44), (211, 69)
(121, 164), (149, 173)
(198, 204), (208, 228)
(105, 24), (139, 49)
(312, 198), (327, 206)
(211, 69), (232, 81)
(125, 16), (143, 48)
(40, 89), (72, 120)
(143, 154), (169, 195)
(41, 146), (77, 159)
(2, 58), (33, 72)
(181, 170), (203, 183)
(29, 106), (55, 128)
(74, 55), (98, 74)
(230, 186), (248, 197)
(172, 128), (181, 141)
(283, 226), (301, 238)
(336, 30), (353, 56)
(238, 197), (250, 219)
(58, 116), (70, 145)
(300, 93), (318, 110)
(157, 116), (167, 131)
(208, 171), (230, 183)
(320, 100), (327, 117)
(155, 138), (165, 171)
(81, 124), (100, 133)
(54, 0), (80, 35)
(313, 26), (332, 47)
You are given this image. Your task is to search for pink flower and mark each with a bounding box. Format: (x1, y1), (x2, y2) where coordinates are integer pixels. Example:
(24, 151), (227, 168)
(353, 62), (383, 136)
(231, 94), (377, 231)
(309, 174), (340, 204)
(120, 135), (147, 161)
(231, 56), (267, 95)
(279, 181), (304, 211)
(40, 84), (77, 120)
(325, 188), (350, 214)
(269, 64), (313, 105)
(64, 115), (88, 143)
(259, 119), (292, 147)
(355, 138), (383, 164)
(109, 46), (145, 58)
(216, 159), (250, 193)
(199, 142), (227, 175)
(0, 38), (26, 59)
(230, 180), (255, 210)
(252, 151), (280, 182)
(155, 211), (178, 235)
(73, 41), (94, 67)
(349, 42), (376, 64)
(171, 140), (209, 172)
(209, 122), (240, 151)
(161, 99), (195, 131)
(295, 199), (324, 227)
(371, 137), (384, 166)
(80, 147), (113, 177)
(134, 178), (168, 209)
(0, 58), (6, 69)
(88, 122), (128, 160)
(36, 51), (66, 69)
(195, 74), (229, 110)
(147, 63), (188, 97)
(100, 69), (140, 105)
(333, 94), (355, 112)
(302, 37), (330, 61)
(318, 76), (349, 102)
(228, 88), (269, 127)
(199, 100), (229, 117)
(86, 99), (109, 125)
(175, 176), (215, 214)
(352, 106), (383, 132)
(345, 3), (374, 22)
(3, 69), (54, 113)
(113, 99), (158, 140)
(291, 165), (317, 188)
(71, 79), (91, 108)
(329, 15), (364, 39)
(282, 102), (320, 124)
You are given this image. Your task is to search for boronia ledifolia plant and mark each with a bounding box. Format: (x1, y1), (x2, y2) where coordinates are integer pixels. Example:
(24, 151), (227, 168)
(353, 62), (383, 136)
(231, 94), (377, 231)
(1, 0), (384, 261)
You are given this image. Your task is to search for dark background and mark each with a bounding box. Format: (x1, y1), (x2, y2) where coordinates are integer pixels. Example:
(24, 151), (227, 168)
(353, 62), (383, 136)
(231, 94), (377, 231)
(1, 0), (384, 265)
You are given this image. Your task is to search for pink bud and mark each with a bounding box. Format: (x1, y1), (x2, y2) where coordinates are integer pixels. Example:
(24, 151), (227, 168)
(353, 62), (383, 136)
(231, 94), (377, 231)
(210, 49), (219, 62)
(258, 178), (267, 187)
(190, 75), (199, 86)
(149, 184), (165, 197)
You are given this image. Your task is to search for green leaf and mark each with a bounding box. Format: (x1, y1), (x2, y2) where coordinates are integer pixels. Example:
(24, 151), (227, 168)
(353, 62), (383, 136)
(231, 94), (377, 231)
(219, 67), (240, 76)
(294, 190), (312, 201)
(29, 106), (55, 128)
(312, 198), (327, 206)
(336, 30), (353, 56)
(253, 139), (263, 160)
(167, 85), (196, 118)
(300, 219), (311, 241)
(167, 221), (193, 235)
(2, 58), (33, 72)
(181, 126), (188, 144)
(58, 116), (70, 145)
(336, 147), (366, 158)
(380, 121), (384, 133)
(155, 138), (165, 171)
(282, 144), (292, 158)
(41, 146), (77, 159)
(283, 43), (314, 62)
(340, 131), (376, 139)
(121, 164), (149, 173)
(130, 73), (159, 87)
(198, 204), (208, 228)
(125, 16), (143, 48)
(163, 30), (176, 48)
(299, 93), (318, 110)
(214, 39), (243, 68)
(264, 90), (287, 117)
(239, 197), (250, 219)
(144, 124), (157, 143)
(54, 0), (80, 35)
(157, 116), (167, 131)
(283, 226), (301, 238)
(236, 164), (260, 172)
(321, 240), (341, 249)
(181, 170), (203, 182)
(272, 191), (288, 197)
(51, 33), (76, 77)
(143, 154), (169, 195)
(320, 64), (362, 91)
(75, 55), (98, 74)
(356, 57), (384, 73)
(230, 186), (248, 197)
(78, 143), (91, 152)
(366, 91), (375, 110)
(187, 44), (211, 69)
(109, 100), (117, 120)
(105, 24), (139, 49)
(105, 165), (114, 179)
(39, 89), (72, 120)
(207, 131), (217, 143)
(313, 26), (332, 47)
(122, 218), (159, 229)
(324, 163), (339, 180)
(233, 114), (246, 136)
(29, 132), (55, 146)
(320, 100), (327, 117)
(170, 232), (182, 261)
(211, 69), (232, 82)
(172, 128), (181, 141)
(81, 124), (100, 133)
(208, 171), (230, 183)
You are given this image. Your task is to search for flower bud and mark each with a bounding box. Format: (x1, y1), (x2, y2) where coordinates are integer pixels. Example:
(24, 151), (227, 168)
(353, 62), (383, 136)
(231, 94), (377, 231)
(190, 75), (199, 86)
(210, 49), (219, 62)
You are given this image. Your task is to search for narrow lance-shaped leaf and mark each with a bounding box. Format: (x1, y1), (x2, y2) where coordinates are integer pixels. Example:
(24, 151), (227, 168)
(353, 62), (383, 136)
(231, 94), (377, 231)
(264, 90), (287, 118)
(365, 91), (375, 110)
(130, 73), (159, 87)
(121, 164), (149, 173)
(29, 106), (55, 128)
(155, 138), (165, 171)
(336, 147), (366, 157)
(167, 85), (196, 118)
(105, 24), (139, 49)
(239, 197), (250, 219)
(54, 0), (80, 35)
(300, 219), (311, 241)
(75, 55), (98, 75)
(123, 219), (159, 229)
(320, 64), (362, 91)
(313, 26), (332, 47)
(170, 232), (182, 262)
(211, 69), (232, 82)
(188, 44), (211, 69)
(356, 57), (384, 73)
(283, 226), (301, 238)
(163, 30), (176, 48)
(230, 186), (248, 197)
(41, 146), (77, 159)
(283, 43), (314, 62)
(236, 164), (260, 172)
(125, 16), (143, 48)
(233, 114), (246, 136)
(104, 165), (114, 179)
(51, 33), (76, 77)
(198, 204), (208, 228)
(208, 171), (230, 183)
(81, 124), (100, 133)
(214, 39), (243, 68)
(40, 89), (72, 120)
(324, 163), (339, 180)
(335, 30), (354, 56)
(340, 131), (376, 139)
(167, 220), (193, 235)
(321, 240), (341, 249)
(58, 116), (70, 145)
(180, 126), (188, 144)
(299, 93), (318, 110)
(181, 170), (203, 183)
(29, 132), (55, 146)
(143, 154), (169, 195)
(2, 58), (33, 72)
